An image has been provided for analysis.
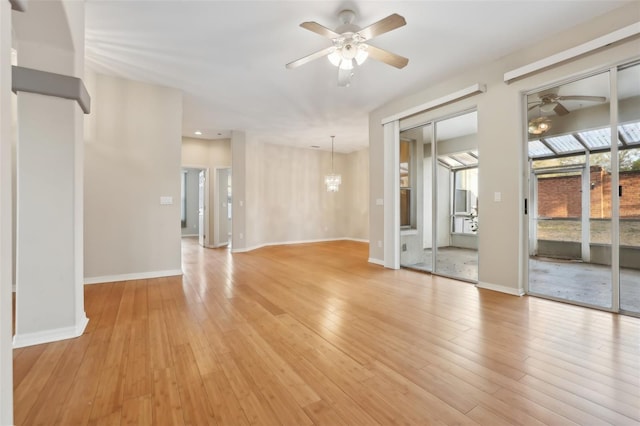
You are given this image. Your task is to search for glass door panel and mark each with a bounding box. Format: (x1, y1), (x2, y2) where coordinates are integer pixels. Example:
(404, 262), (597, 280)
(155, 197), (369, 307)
(399, 124), (431, 271)
(618, 62), (640, 315)
(434, 112), (478, 282)
(527, 71), (612, 309)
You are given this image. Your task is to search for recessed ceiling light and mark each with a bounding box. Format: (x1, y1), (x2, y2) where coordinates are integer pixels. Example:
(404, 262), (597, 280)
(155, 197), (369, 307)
(217, 133), (222, 136)
(194, 131), (202, 135)
(311, 145), (320, 149)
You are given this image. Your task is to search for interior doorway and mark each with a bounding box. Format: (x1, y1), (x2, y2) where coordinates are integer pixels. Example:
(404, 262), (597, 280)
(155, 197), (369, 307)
(181, 167), (209, 247)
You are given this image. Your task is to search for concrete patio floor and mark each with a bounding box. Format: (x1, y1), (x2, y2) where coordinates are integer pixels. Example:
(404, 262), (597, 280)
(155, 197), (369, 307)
(402, 247), (640, 314)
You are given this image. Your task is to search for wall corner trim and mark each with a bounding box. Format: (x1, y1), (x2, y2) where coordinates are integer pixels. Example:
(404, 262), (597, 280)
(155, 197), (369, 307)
(381, 83), (486, 124)
(504, 21), (640, 83)
(84, 269), (183, 285)
(9, 0), (26, 12)
(477, 281), (525, 296)
(13, 315), (88, 348)
(12, 66), (91, 114)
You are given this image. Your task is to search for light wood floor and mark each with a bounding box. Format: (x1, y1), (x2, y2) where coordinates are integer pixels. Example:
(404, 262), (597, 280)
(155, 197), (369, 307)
(13, 238), (640, 425)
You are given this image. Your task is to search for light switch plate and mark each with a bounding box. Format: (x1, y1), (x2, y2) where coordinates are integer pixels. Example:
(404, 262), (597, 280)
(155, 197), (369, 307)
(160, 196), (173, 205)
(494, 192), (502, 202)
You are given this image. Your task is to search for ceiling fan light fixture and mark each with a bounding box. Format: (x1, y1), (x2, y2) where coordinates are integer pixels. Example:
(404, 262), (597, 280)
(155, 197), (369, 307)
(339, 58), (354, 70)
(355, 45), (368, 65)
(540, 102), (557, 113)
(528, 117), (552, 135)
(328, 49), (341, 67)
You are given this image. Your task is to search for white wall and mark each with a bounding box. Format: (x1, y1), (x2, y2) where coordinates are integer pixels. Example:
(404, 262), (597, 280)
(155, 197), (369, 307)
(181, 137), (231, 245)
(84, 71), (182, 282)
(369, 3), (640, 294)
(345, 148), (369, 241)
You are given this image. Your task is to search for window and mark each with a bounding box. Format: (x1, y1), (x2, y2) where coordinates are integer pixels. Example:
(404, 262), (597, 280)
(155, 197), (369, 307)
(452, 167), (478, 233)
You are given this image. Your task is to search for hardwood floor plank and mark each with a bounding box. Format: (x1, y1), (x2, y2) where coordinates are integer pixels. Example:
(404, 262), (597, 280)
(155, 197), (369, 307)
(151, 368), (185, 426)
(170, 344), (216, 426)
(121, 395), (152, 426)
(13, 340), (70, 425)
(22, 334), (92, 425)
(12, 239), (640, 425)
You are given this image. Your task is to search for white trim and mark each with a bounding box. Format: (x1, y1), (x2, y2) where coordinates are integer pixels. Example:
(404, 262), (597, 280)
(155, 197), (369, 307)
(368, 258), (384, 266)
(231, 237), (368, 253)
(477, 281), (525, 296)
(344, 237), (369, 243)
(84, 269), (182, 285)
(384, 121), (400, 269)
(504, 22), (640, 83)
(11, 285), (15, 293)
(381, 84), (486, 125)
(181, 233), (198, 237)
(13, 314), (89, 348)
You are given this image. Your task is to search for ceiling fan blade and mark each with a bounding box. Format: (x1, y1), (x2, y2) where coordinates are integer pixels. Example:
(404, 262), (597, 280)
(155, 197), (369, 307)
(286, 46), (334, 69)
(365, 44), (408, 69)
(357, 14), (406, 40)
(554, 102), (570, 116)
(528, 103), (541, 111)
(300, 21), (340, 39)
(338, 68), (352, 87)
(557, 95), (607, 102)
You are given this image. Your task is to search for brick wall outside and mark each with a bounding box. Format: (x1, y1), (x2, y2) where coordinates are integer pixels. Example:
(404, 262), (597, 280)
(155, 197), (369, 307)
(538, 166), (640, 219)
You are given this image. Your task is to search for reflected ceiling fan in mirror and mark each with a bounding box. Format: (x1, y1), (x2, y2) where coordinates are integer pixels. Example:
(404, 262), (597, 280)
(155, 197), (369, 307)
(528, 92), (607, 116)
(286, 9), (408, 87)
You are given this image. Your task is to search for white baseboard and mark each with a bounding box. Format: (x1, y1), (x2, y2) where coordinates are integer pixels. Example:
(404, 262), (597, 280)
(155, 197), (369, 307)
(477, 281), (524, 296)
(84, 269), (183, 285)
(343, 237), (369, 243)
(231, 237), (369, 253)
(13, 313), (89, 348)
(368, 258), (384, 266)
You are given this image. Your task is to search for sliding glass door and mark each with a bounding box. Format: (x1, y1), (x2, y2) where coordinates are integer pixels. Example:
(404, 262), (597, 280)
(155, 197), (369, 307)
(399, 111), (478, 283)
(526, 60), (640, 315)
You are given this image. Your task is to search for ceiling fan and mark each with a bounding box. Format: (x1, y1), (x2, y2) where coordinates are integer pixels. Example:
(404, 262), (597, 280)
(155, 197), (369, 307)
(528, 93), (607, 116)
(286, 9), (408, 87)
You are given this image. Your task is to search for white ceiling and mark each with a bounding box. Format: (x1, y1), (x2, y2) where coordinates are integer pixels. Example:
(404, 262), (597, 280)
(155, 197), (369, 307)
(84, 0), (629, 153)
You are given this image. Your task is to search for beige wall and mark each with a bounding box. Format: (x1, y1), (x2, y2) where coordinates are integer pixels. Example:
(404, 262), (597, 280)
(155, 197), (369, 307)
(369, 3), (640, 294)
(181, 136), (231, 245)
(84, 71), (182, 281)
(345, 148), (370, 241)
(233, 135), (368, 251)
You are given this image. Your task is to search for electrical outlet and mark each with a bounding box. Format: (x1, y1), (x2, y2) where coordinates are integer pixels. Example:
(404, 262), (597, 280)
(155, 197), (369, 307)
(377, 240), (382, 248)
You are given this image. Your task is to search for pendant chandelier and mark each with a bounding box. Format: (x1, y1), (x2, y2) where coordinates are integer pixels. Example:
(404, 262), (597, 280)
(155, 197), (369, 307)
(325, 136), (341, 192)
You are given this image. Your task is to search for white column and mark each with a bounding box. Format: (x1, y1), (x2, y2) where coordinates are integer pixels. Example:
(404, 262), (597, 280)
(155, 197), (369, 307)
(231, 131), (247, 252)
(13, 0), (88, 347)
(0, 0), (14, 422)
